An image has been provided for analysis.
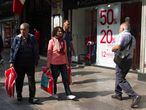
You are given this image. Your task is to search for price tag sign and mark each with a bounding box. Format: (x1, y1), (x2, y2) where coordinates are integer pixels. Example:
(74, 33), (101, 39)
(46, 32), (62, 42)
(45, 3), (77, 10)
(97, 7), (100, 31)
(96, 3), (121, 67)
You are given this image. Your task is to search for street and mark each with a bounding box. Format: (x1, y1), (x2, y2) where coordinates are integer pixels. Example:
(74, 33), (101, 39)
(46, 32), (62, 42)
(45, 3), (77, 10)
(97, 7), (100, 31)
(0, 49), (146, 110)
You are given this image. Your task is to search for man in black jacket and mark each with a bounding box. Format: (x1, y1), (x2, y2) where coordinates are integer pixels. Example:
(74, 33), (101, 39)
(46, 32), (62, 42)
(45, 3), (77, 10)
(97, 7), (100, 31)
(10, 23), (39, 104)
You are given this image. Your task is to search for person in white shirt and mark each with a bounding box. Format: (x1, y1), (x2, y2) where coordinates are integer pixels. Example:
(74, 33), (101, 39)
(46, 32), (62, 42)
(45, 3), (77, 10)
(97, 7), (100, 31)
(111, 22), (141, 108)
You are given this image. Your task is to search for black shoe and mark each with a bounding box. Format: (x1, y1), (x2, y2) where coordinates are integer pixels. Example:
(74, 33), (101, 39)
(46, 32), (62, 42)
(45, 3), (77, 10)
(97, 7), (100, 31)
(128, 95), (133, 98)
(131, 95), (141, 108)
(17, 96), (22, 102)
(29, 98), (39, 104)
(111, 94), (122, 100)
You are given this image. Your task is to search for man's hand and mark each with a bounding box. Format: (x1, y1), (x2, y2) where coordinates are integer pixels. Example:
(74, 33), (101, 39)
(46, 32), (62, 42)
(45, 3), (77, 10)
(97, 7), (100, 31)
(112, 45), (121, 52)
(10, 63), (13, 68)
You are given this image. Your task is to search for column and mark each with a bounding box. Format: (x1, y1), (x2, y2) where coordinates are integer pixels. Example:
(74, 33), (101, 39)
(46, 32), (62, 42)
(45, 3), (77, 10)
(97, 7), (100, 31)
(138, 0), (146, 81)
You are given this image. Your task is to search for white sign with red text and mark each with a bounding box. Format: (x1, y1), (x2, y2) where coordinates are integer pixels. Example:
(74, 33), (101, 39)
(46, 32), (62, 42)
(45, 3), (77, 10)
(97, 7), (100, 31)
(96, 3), (121, 68)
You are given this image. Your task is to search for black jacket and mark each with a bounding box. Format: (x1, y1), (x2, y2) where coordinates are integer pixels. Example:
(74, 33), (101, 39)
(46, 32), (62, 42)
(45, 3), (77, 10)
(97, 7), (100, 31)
(10, 33), (39, 65)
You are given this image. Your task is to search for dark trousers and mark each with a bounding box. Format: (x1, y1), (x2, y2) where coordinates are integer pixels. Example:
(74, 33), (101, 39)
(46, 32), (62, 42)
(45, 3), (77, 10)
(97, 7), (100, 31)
(115, 59), (138, 98)
(14, 65), (36, 98)
(67, 52), (72, 66)
(50, 64), (72, 95)
(0, 53), (2, 60)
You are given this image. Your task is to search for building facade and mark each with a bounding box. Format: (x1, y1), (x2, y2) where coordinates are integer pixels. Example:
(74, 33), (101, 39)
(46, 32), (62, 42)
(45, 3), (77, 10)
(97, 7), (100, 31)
(0, 0), (51, 55)
(61, 0), (146, 81)
(21, 0), (51, 55)
(1, 0), (146, 81)
(0, 0), (18, 48)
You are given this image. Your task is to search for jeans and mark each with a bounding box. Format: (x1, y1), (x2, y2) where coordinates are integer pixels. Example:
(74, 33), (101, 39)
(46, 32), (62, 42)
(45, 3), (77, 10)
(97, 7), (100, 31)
(115, 59), (138, 98)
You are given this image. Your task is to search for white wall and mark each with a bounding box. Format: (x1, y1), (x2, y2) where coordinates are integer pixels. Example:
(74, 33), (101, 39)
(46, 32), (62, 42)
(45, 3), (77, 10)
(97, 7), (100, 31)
(140, 0), (146, 73)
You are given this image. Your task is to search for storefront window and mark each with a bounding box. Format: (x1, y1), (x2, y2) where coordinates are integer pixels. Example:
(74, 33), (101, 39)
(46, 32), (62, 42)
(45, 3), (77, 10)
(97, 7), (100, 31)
(3, 23), (12, 47)
(53, 15), (62, 28)
(2, 21), (16, 48)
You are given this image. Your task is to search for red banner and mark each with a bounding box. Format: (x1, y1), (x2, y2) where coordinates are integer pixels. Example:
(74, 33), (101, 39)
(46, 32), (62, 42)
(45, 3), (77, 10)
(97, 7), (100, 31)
(13, 0), (25, 15)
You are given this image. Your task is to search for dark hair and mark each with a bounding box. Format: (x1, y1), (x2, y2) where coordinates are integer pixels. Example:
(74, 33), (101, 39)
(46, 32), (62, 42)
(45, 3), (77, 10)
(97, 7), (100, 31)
(52, 26), (64, 36)
(63, 19), (69, 23)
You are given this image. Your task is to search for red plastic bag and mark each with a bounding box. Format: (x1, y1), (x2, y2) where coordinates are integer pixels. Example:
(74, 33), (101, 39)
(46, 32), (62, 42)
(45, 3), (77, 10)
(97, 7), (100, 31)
(5, 67), (17, 97)
(41, 66), (54, 95)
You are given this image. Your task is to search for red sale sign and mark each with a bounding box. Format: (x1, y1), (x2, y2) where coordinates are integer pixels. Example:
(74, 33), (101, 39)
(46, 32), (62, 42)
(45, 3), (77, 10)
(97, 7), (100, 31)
(96, 3), (121, 68)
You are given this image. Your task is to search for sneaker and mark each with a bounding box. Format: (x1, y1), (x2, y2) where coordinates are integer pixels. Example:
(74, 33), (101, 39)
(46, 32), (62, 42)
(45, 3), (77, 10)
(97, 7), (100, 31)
(131, 95), (141, 108)
(28, 98), (39, 104)
(67, 95), (76, 100)
(111, 94), (122, 100)
(52, 94), (59, 99)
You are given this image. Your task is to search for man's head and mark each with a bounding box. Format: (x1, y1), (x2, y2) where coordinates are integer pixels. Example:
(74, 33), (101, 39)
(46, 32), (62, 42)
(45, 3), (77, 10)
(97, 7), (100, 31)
(53, 26), (64, 38)
(125, 17), (130, 23)
(119, 22), (130, 33)
(20, 23), (29, 37)
(63, 20), (70, 31)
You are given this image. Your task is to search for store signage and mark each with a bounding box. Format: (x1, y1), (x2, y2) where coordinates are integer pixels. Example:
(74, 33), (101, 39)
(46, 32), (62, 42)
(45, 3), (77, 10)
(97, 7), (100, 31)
(96, 2), (121, 68)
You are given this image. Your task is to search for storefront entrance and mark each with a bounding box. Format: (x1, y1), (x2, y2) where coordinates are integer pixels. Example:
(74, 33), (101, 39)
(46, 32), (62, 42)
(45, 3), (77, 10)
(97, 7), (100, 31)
(72, 7), (97, 64)
(71, 1), (142, 68)
(0, 19), (17, 48)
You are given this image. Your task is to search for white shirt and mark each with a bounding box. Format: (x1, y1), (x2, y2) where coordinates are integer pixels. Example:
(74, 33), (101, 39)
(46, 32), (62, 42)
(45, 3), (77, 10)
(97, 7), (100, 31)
(115, 30), (136, 59)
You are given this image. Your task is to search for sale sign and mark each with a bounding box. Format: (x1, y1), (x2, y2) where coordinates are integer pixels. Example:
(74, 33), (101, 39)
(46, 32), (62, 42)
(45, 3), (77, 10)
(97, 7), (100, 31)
(96, 3), (121, 68)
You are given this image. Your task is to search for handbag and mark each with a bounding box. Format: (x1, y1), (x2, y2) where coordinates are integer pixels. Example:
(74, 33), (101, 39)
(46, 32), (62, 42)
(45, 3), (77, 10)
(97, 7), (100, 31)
(41, 66), (54, 95)
(114, 51), (128, 65)
(114, 37), (132, 65)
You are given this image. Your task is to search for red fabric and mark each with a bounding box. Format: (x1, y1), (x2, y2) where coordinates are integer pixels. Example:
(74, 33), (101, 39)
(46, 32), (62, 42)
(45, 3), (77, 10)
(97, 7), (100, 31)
(5, 67), (17, 97)
(48, 38), (68, 65)
(57, 38), (65, 55)
(34, 31), (40, 40)
(13, 0), (25, 15)
(35, 31), (40, 46)
(41, 66), (54, 95)
(67, 66), (72, 85)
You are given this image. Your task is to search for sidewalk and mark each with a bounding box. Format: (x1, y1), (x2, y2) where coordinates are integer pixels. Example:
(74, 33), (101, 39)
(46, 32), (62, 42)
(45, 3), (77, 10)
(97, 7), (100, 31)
(0, 49), (146, 110)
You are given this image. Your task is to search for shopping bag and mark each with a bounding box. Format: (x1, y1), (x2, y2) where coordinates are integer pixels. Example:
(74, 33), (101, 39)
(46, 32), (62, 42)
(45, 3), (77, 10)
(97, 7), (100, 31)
(41, 66), (54, 95)
(5, 67), (17, 97)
